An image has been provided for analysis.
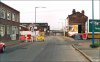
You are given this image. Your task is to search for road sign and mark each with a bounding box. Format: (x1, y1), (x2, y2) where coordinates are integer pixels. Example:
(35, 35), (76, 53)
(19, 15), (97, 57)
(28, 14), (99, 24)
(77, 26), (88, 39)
(89, 19), (100, 33)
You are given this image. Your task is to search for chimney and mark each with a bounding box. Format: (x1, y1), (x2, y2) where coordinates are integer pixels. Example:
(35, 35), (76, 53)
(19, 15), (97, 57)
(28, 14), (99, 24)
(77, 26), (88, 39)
(72, 9), (76, 14)
(81, 10), (84, 15)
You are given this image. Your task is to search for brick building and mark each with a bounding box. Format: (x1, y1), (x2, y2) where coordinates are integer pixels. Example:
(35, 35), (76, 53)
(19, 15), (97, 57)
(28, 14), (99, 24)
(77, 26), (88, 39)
(0, 2), (20, 41)
(67, 9), (88, 33)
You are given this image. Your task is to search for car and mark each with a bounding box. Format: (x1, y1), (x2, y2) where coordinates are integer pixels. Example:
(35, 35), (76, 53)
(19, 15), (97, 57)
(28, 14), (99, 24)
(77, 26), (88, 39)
(0, 42), (6, 53)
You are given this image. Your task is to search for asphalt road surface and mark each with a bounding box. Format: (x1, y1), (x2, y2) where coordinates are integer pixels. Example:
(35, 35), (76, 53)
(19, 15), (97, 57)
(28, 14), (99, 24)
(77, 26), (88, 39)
(0, 36), (89, 62)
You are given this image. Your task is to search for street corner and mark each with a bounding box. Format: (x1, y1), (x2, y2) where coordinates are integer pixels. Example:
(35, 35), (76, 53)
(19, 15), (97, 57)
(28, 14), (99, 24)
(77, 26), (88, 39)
(72, 44), (93, 62)
(72, 43), (100, 62)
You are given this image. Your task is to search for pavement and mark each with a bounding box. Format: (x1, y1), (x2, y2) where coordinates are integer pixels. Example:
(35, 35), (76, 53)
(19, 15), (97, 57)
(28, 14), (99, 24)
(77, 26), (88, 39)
(3, 40), (25, 46)
(63, 36), (100, 62)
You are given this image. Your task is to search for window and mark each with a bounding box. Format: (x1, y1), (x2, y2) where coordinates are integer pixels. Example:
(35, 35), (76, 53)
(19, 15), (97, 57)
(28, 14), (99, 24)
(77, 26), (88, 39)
(12, 26), (16, 34)
(7, 25), (11, 34)
(12, 26), (18, 34)
(16, 27), (18, 34)
(12, 13), (16, 21)
(7, 11), (11, 20)
(0, 24), (5, 37)
(0, 9), (6, 19)
(16, 14), (19, 22)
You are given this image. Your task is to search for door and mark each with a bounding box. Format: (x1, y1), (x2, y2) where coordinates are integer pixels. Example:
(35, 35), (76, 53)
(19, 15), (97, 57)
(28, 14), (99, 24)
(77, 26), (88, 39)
(78, 25), (82, 33)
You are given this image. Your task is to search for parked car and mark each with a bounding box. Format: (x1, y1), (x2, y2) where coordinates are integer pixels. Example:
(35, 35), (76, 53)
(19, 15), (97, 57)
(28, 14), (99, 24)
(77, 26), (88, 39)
(0, 42), (6, 53)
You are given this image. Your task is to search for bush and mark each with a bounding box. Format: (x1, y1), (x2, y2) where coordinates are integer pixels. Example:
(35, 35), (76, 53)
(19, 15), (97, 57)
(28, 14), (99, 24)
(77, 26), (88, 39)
(90, 41), (100, 48)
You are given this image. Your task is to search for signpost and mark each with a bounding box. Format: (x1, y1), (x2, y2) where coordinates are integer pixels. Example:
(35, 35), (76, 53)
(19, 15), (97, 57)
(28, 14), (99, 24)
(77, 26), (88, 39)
(89, 19), (100, 33)
(89, 19), (100, 46)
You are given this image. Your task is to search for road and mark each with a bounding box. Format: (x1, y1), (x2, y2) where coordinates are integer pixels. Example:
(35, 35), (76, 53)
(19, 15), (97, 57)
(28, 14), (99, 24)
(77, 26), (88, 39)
(0, 36), (89, 62)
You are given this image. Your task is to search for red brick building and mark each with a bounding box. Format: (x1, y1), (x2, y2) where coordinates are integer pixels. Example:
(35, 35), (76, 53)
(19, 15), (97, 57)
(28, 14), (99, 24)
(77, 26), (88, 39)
(0, 2), (20, 41)
(67, 9), (88, 33)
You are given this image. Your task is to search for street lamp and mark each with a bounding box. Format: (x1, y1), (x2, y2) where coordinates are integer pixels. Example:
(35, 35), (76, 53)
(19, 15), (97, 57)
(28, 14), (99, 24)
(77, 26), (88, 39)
(59, 19), (67, 36)
(34, 7), (46, 41)
(35, 7), (46, 23)
(64, 19), (67, 37)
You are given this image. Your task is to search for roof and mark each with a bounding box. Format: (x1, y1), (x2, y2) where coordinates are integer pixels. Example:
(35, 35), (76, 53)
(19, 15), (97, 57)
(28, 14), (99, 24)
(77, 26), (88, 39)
(0, 2), (19, 13)
(67, 10), (88, 23)
(20, 23), (33, 27)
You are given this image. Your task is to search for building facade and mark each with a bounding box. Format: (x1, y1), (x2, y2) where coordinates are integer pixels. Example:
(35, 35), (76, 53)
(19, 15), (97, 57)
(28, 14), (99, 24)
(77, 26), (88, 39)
(0, 2), (20, 41)
(20, 23), (32, 31)
(67, 9), (88, 33)
(33, 23), (50, 35)
(20, 23), (50, 35)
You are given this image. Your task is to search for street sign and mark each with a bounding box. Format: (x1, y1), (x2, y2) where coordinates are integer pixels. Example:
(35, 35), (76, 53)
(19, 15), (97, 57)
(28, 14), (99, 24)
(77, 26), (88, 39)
(89, 19), (100, 33)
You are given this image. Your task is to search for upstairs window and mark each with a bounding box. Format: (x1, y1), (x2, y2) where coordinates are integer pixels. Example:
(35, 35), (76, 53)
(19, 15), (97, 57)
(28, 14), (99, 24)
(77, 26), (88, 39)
(16, 14), (19, 22)
(7, 11), (11, 20)
(12, 13), (16, 21)
(0, 9), (6, 19)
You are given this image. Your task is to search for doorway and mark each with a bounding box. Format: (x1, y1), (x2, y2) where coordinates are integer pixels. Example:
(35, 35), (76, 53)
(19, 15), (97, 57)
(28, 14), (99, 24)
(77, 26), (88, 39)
(78, 25), (82, 33)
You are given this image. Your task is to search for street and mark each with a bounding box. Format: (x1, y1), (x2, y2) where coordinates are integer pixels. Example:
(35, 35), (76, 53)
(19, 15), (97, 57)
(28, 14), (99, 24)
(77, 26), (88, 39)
(0, 36), (89, 62)
(0, 1), (100, 62)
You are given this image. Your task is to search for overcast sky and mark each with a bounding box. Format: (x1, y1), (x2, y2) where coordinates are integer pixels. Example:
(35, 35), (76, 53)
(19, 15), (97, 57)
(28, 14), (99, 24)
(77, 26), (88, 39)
(2, 1), (100, 30)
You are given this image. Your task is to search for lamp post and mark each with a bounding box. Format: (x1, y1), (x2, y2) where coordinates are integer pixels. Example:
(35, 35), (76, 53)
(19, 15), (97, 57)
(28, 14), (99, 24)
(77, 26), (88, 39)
(34, 7), (46, 41)
(59, 19), (66, 36)
(92, 0), (95, 45)
(64, 19), (67, 37)
(35, 7), (46, 23)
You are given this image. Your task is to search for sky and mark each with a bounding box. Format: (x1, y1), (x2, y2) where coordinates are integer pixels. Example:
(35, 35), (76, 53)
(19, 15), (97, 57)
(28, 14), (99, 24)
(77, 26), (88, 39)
(1, 0), (100, 30)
